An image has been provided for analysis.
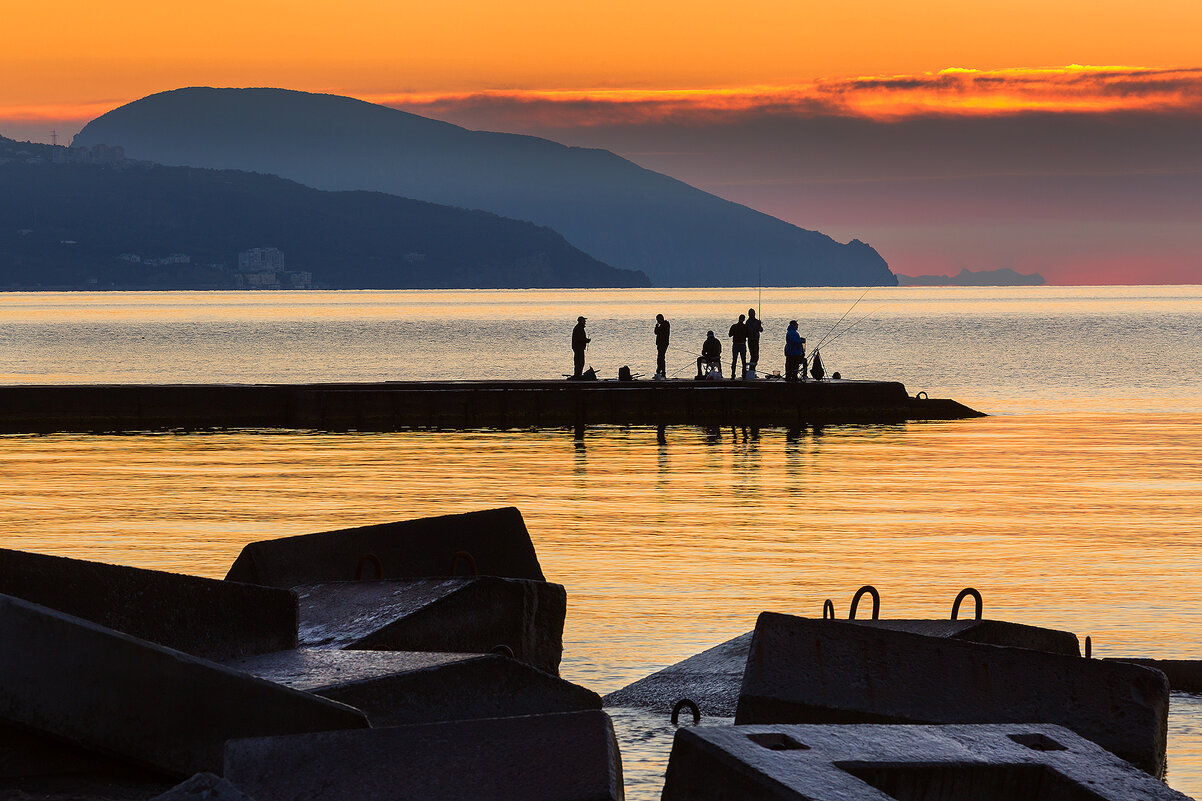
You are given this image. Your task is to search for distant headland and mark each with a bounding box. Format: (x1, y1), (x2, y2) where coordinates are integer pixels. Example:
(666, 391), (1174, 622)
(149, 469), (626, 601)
(896, 268), (1046, 287)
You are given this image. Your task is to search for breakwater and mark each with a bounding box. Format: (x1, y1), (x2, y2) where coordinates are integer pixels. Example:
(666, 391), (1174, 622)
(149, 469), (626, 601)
(0, 380), (982, 433)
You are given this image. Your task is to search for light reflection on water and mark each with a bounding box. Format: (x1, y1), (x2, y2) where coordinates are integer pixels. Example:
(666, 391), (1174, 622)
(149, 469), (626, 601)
(0, 415), (1200, 796)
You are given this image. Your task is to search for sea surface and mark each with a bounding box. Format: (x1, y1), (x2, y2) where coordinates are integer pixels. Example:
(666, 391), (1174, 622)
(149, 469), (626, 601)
(1, 286), (1201, 797)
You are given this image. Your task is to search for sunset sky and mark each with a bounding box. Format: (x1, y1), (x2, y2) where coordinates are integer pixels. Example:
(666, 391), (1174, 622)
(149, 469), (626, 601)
(3, 0), (1200, 283)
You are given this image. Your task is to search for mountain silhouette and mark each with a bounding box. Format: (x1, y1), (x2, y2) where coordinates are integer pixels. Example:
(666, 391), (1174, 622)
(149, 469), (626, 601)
(74, 87), (896, 287)
(0, 134), (647, 290)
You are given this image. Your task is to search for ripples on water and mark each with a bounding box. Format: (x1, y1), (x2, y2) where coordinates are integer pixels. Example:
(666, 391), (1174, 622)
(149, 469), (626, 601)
(0, 287), (1200, 797)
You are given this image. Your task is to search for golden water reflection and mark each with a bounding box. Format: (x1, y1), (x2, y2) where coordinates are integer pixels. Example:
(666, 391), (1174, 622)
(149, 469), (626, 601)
(1, 412), (1199, 795)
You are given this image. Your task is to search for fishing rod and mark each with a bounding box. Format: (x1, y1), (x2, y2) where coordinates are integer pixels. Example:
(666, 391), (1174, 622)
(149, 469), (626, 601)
(817, 303), (889, 351)
(813, 286), (872, 353)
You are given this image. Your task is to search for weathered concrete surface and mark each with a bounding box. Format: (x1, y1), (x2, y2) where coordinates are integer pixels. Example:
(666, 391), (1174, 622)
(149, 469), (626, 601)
(224, 710), (624, 801)
(0, 547), (296, 661)
(225, 649), (599, 727)
(0, 594), (369, 777)
(150, 772), (257, 801)
(1109, 657), (1202, 694)
(736, 613), (1169, 776)
(295, 577), (566, 674)
(0, 381), (983, 435)
(603, 619), (1077, 717)
(226, 507), (544, 586)
(661, 723), (1191, 801)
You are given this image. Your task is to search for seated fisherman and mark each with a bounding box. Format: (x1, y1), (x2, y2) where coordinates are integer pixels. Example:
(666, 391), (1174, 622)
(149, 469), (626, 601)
(696, 330), (723, 379)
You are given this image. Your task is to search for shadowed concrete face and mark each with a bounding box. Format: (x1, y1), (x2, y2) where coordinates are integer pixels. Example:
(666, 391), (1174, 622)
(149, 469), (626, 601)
(224, 649), (600, 728)
(604, 618), (1077, 718)
(735, 613), (1169, 776)
(151, 772), (257, 800)
(0, 547), (297, 661)
(225, 507), (544, 586)
(661, 723), (1191, 801)
(0, 594), (368, 777)
(223, 710), (625, 801)
(295, 577), (566, 674)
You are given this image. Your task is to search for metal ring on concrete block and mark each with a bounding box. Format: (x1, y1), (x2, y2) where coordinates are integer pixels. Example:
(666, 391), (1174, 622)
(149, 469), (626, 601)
(354, 554), (384, 581)
(672, 698), (701, 726)
(916, 391), (929, 399)
(822, 599), (835, 620)
(951, 587), (983, 620)
(491, 644), (515, 658)
(450, 550), (478, 577)
(848, 586), (880, 620)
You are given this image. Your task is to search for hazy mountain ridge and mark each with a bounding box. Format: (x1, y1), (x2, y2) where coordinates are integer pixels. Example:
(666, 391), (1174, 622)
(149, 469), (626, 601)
(0, 134), (648, 290)
(896, 268), (1046, 287)
(74, 87), (897, 287)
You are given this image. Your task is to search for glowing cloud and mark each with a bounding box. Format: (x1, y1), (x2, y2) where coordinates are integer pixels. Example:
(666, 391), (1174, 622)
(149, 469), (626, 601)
(371, 66), (1202, 128)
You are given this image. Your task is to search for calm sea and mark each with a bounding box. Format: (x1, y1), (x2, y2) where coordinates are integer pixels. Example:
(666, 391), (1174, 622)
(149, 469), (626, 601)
(1, 286), (1200, 797)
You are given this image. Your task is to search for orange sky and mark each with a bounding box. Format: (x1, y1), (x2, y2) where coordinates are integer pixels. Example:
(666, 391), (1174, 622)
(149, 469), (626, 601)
(3, 0), (1202, 129)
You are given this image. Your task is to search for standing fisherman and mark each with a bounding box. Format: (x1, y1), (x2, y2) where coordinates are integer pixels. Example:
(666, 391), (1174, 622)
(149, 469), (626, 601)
(571, 316), (590, 378)
(784, 320), (806, 381)
(728, 314), (749, 379)
(746, 308), (764, 374)
(654, 314), (671, 378)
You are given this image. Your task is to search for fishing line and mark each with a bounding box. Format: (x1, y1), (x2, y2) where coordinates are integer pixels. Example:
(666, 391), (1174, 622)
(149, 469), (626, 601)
(813, 286), (872, 352)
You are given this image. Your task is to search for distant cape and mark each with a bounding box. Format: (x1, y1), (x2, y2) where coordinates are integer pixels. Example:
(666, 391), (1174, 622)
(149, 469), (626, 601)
(896, 268), (1046, 287)
(74, 87), (897, 288)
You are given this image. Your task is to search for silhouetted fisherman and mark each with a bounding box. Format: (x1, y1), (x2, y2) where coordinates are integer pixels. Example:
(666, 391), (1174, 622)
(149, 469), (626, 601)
(571, 316), (590, 378)
(654, 314), (671, 377)
(810, 349), (826, 381)
(728, 314), (749, 379)
(784, 320), (806, 381)
(696, 330), (722, 379)
(746, 308), (764, 373)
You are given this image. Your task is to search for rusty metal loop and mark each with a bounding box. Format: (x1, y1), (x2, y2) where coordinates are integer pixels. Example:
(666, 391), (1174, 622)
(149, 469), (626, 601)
(1084, 636), (1092, 659)
(951, 587), (983, 620)
(450, 550), (478, 577)
(353, 554), (383, 581)
(916, 391), (929, 400)
(671, 698), (701, 726)
(491, 644), (515, 658)
(848, 585), (880, 620)
(822, 599), (835, 620)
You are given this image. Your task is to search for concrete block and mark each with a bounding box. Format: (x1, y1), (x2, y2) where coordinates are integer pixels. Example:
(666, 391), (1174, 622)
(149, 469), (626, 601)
(224, 710), (624, 801)
(225, 507), (544, 587)
(736, 612), (1169, 776)
(1109, 657), (1202, 693)
(603, 619), (1076, 717)
(151, 772), (257, 801)
(661, 723), (1191, 801)
(0, 594), (369, 777)
(0, 719), (125, 779)
(225, 649), (600, 727)
(295, 577), (566, 674)
(0, 547), (296, 661)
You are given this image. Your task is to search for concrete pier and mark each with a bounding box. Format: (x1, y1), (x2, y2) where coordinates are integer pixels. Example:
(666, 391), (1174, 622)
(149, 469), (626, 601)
(735, 612), (1169, 776)
(225, 649), (599, 728)
(223, 710), (625, 801)
(0, 379), (983, 433)
(294, 578), (566, 674)
(661, 724), (1191, 801)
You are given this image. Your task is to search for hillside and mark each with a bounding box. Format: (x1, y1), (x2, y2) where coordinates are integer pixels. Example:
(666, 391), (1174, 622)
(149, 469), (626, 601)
(74, 87), (897, 287)
(0, 136), (648, 290)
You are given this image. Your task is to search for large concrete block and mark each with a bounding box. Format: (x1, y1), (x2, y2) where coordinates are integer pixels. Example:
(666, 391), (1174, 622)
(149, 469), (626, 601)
(1109, 657), (1202, 693)
(151, 772), (257, 801)
(0, 547), (296, 661)
(661, 723), (1190, 801)
(295, 577), (565, 674)
(603, 618), (1076, 717)
(736, 612), (1169, 776)
(225, 649), (599, 727)
(223, 710), (624, 801)
(225, 507), (544, 587)
(0, 594), (369, 777)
